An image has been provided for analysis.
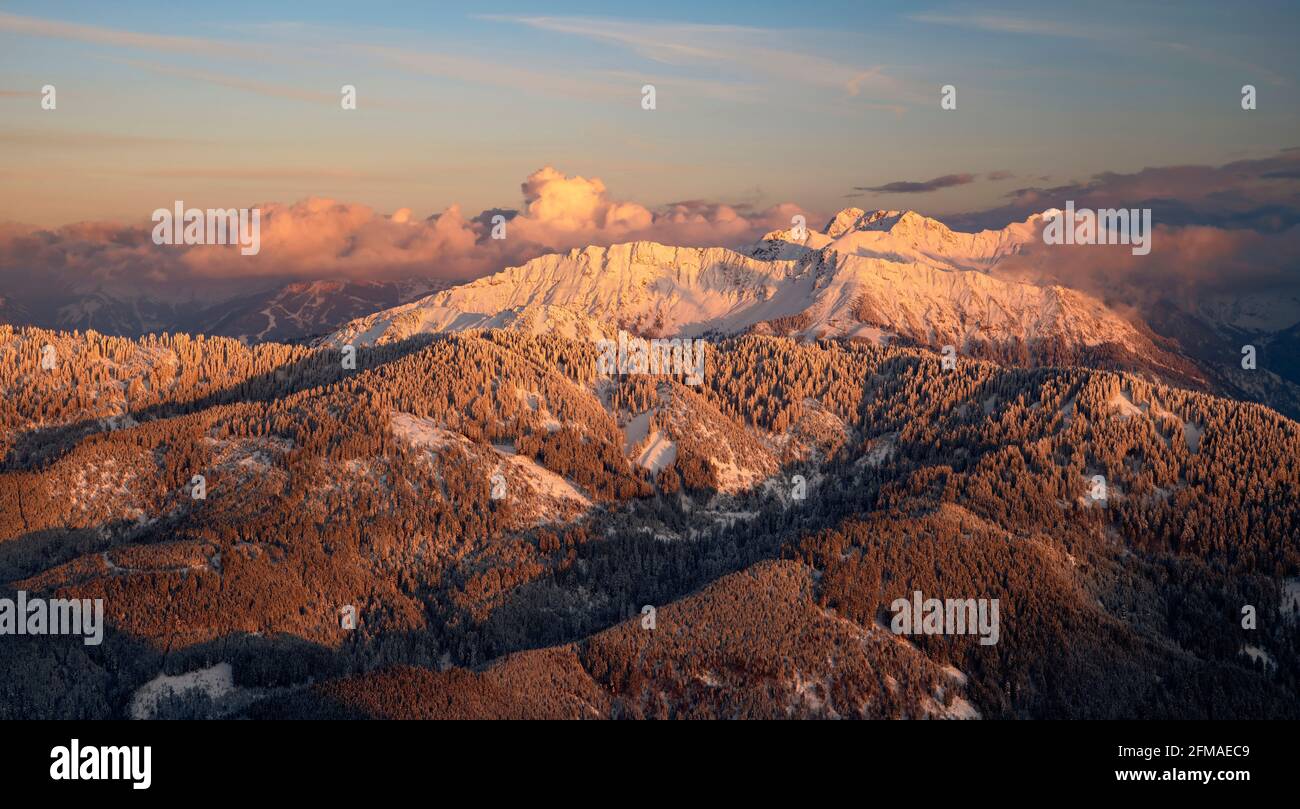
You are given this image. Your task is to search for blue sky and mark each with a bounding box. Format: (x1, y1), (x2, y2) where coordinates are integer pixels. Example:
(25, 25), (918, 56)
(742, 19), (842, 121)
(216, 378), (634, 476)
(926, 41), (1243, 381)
(1, 0), (1297, 226)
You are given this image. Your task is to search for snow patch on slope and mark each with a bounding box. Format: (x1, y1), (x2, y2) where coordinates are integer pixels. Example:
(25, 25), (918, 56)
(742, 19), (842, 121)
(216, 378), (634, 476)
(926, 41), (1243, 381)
(634, 431), (678, 475)
(130, 663), (234, 720)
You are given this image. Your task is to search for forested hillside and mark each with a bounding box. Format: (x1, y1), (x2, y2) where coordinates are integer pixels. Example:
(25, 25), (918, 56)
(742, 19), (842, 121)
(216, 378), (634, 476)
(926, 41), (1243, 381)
(1, 326), (1296, 719)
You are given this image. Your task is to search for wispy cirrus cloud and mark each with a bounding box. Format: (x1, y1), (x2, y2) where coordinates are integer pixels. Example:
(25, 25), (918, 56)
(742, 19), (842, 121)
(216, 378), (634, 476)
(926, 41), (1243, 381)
(351, 44), (619, 100)
(113, 59), (346, 105)
(0, 10), (921, 110)
(0, 129), (206, 148)
(910, 8), (1291, 85)
(102, 166), (408, 183)
(908, 12), (1099, 39)
(0, 10), (265, 60)
(353, 44), (756, 104)
(0, 11), (809, 107)
(480, 14), (924, 104)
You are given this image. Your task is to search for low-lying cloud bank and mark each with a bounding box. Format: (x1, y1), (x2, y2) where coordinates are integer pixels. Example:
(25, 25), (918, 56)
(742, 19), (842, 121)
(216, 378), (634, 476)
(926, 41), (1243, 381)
(993, 223), (1300, 319)
(968, 149), (1300, 316)
(0, 166), (804, 296)
(951, 149), (1300, 233)
(2, 153), (1298, 328)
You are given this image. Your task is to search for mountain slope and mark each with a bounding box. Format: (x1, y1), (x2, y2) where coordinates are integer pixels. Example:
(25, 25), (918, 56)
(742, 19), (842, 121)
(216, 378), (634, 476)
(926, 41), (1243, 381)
(202, 279), (449, 343)
(4, 329), (1298, 719)
(325, 210), (1200, 387)
(0, 278), (448, 344)
(299, 560), (978, 720)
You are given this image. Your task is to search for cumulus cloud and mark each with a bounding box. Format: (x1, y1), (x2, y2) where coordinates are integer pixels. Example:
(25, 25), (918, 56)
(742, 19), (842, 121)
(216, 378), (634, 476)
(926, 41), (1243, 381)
(511, 167), (654, 240)
(0, 166), (807, 297)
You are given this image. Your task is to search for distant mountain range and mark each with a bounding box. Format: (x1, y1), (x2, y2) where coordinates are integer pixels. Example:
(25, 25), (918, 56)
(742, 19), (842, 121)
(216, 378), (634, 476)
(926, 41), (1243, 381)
(2, 209), (1297, 720)
(3, 208), (1297, 415)
(322, 208), (1300, 418)
(0, 278), (449, 344)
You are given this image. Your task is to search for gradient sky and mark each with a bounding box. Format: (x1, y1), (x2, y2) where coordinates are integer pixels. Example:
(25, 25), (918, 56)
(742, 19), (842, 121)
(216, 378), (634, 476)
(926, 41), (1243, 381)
(1, 0), (1298, 228)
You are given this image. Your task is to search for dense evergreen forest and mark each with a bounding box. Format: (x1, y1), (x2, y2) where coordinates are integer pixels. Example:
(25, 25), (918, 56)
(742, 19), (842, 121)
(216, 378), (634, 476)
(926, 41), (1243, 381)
(0, 325), (1297, 719)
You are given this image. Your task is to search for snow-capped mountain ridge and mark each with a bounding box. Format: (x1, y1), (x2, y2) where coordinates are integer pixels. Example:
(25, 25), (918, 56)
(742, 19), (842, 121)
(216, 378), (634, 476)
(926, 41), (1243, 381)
(822, 208), (905, 237)
(752, 207), (1044, 270)
(328, 241), (811, 344)
(325, 209), (1198, 388)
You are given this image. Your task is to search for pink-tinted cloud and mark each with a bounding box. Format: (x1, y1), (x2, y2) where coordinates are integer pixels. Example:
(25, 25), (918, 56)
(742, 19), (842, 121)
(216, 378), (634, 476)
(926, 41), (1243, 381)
(952, 150), (1300, 314)
(0, 167), (807, 293)
(993, 221), (1300, 312)
(504, 167), (799, 248)
(510, 167), (653, 240)
(0, 11), (263, 60)
(951, 149), (1300, 233)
